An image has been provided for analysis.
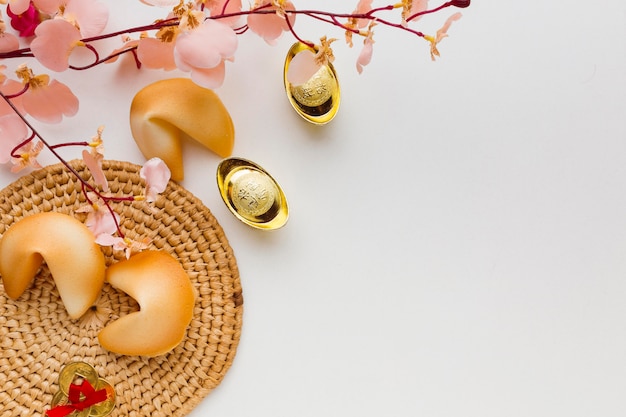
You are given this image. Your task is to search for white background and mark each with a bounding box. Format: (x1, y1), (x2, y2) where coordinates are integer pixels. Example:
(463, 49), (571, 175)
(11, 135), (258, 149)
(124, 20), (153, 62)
(2, 1), (626, 416)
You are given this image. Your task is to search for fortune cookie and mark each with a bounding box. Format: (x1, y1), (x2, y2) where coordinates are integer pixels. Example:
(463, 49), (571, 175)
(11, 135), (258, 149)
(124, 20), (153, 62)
(0, 212), (106, 319)
(98, 250), (195, 357)
(129, 78), (235, 181)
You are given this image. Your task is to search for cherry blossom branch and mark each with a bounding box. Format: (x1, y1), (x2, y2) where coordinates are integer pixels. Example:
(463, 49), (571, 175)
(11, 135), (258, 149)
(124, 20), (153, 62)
(9, 132), (36, 159)
(3, 83), (29, 99)
(0, 91), (93, 187)
(49, 141), (90, 149)
(283, 10), (312, 48)
(0, 91), (168, 252)
(0, 1), (468, 70)
(0, 0), (470, 256)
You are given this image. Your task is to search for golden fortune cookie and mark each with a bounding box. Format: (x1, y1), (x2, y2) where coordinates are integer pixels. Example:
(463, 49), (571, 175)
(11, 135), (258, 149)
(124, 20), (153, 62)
(0, 212), (106, 319)
(98, 250), (195, 357)
(129, 78), (235, 181)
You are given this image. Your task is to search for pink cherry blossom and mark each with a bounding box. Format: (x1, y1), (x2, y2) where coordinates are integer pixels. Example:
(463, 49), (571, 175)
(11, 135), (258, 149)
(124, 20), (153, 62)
(76, 197), (119, 239)
(11, 139), (43, 172)
(178, 8), (204, 31)
(20, 75), (79, 123)
(174, 19), (237, 88)
(63, 0), (109, 38)
(30, 19), (82, 72)
(140, 157), (171, 202)
(176, 19), (236, 68)
(137, 36), (177, 71)
(0, 114), (28, 164)
(96, 234), (150, 259)
(7, 1), (42, 37)
(247, 0), (296, 45)
(86, 208), (119, 241)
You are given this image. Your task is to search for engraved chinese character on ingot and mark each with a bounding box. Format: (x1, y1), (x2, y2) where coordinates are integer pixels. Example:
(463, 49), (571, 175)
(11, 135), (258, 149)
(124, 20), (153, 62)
(291, 66), (333, 107)
(232, 171), (277, 218)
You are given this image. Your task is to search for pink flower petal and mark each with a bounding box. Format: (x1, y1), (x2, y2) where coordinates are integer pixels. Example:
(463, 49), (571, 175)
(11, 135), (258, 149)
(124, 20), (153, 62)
(8, 0), (30, 15)
(0, 79), (26, 116)
(137, 37), (177, 71)
(0, 33), (20, 53)
(85, 207), (119, 238)
(411, 0), (429, 16)
(94, 233), (120, 247)
(436, 12), (462, 42)
(22, 79), (79, 123)
(175, 20), (237, 69)
(356, 39), (374, 74)
(82, 149), (109, 191)
(352, 0), (373, 28)
(30, 19), (82, 72)
(286, 49), (320, 85)
(247, 15), (284, 45)
(140, 157), (171, 202)
(189, 60), (227, 90)
(247, 1), (295, 45)
(33, 0), (65, 14)
(64, 0), (109, 38)
(0, 114), (28, 164)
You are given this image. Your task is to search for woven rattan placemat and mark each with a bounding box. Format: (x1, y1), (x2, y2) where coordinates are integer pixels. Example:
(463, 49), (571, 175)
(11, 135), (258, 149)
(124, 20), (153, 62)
(0, 160), (243, 417)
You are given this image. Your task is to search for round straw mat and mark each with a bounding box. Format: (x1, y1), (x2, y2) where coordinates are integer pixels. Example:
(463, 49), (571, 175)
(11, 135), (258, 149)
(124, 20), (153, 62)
(0, 159), (243, 417)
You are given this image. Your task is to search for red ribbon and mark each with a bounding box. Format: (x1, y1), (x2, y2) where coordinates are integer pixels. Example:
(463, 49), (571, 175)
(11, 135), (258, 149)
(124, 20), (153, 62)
(46, 379), (108, 417)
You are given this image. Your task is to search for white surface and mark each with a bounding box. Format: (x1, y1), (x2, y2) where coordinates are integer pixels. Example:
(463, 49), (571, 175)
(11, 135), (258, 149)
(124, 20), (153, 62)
(2, 1), (626, 416)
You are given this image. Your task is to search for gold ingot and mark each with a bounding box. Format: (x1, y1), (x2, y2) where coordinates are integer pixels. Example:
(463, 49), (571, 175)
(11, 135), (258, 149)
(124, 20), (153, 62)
(58, 362), (99, 396)
(217, 157), (288, 230)
(88, 379), (116, 417)
(284, 42), (341, 125)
